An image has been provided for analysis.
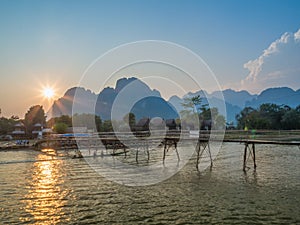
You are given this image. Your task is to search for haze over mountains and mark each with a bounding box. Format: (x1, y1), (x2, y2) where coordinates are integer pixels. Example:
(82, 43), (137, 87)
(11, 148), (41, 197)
(48, 77), (300, 124)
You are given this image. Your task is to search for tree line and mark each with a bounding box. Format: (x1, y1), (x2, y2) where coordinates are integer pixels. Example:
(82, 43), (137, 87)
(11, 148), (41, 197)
(0, 95), (226, 136)
(0, 105), (46, 136)
(2, 101), (299, 137)
(236, 103), (300, 130)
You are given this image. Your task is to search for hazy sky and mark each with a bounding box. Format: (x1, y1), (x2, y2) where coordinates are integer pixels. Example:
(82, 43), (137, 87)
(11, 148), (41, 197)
(1, 0), (300, 118)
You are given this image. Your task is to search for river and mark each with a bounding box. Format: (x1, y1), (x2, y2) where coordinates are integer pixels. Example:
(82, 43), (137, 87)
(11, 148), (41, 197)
(0, 143), (299, 224)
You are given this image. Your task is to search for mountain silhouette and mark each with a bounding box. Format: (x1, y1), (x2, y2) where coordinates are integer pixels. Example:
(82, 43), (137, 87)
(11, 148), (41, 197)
(131, 96), (179, 120)
(48, 77), (300, 124)
(48, 77), (172, 121)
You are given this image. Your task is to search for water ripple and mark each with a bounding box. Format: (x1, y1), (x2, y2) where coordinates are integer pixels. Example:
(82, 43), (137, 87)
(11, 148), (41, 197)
(0, 144), (299, 224)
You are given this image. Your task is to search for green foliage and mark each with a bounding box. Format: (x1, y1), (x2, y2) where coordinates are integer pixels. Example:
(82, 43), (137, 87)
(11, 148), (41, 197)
(53, 122), (68, 134)
(281, 109), (300, 129)
(236, 103), (300, 130)
(72, 113), (101, 132)
(47, 114), (102, 133)
(55, 115), (72, 127)
(102, 120), (113, 132)
(0, 117), (18, 135)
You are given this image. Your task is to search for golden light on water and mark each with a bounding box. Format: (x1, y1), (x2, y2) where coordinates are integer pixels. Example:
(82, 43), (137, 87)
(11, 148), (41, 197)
(21, 149), (70, 224)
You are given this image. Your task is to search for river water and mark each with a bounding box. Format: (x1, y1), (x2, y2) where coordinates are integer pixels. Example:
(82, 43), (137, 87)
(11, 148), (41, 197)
(0, 143), (299, 224)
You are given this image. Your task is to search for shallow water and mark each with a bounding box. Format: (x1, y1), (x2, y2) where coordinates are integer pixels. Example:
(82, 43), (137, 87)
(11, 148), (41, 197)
(0, 143), (299, 224)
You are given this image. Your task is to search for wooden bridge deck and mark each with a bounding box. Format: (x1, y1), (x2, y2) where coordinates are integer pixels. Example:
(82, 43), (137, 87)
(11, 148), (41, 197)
(33, 131), (300, 171)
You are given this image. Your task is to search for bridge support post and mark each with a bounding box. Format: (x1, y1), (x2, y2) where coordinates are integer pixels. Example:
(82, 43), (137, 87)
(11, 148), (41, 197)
(252, 143), (257, 170)
(196, 140), (212, 171)
(163, 138), (179, 163)
(243, 142), (257, 171)
(163, 142), (166, 162)
(243, 142), (248, 172)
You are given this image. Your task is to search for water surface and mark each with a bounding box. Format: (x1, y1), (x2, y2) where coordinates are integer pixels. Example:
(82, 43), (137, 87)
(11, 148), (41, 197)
(0, 143), (299, 224)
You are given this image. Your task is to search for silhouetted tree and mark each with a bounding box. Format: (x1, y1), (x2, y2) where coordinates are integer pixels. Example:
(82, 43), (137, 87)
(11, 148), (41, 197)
(180, 95), (225, 130)
(24, 105), (46, 135)
(180, 95), (202, 129)
(102, 120), (113, 132)
(181, 95), (202, 113)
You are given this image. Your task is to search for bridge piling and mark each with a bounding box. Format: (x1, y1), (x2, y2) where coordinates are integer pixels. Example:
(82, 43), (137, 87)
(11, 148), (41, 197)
(252, 143), (257, 170)
(243, 143), (248, 171)
(163, 138), (180, 163)
(243, 142), (257, 171)
(196, 140), (212, 171)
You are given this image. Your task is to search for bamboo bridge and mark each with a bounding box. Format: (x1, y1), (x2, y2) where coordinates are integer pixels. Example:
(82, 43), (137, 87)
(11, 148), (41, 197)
(33, 130), (300, 171)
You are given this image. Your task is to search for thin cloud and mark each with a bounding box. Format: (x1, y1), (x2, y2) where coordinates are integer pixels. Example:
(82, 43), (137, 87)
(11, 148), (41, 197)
(243, 32), (290, 82)
(241, 28), (300, 92)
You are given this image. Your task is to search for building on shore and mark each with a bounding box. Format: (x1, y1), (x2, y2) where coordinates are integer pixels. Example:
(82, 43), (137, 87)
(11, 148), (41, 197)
(12, 122), (26, 138)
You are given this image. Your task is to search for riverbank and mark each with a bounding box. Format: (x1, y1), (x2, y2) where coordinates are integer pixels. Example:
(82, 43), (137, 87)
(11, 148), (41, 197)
(0, 140), (35, 150)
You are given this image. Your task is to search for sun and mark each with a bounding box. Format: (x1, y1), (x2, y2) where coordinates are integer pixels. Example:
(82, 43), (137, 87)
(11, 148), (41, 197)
(43, 87), (55, 99)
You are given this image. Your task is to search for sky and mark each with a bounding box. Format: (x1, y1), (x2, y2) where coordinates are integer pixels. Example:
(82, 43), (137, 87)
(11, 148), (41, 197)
(0, 0), (300, 118)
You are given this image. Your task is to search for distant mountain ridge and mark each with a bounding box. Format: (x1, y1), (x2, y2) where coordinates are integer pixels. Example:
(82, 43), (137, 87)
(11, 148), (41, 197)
(48, 77), (300, 124)
(210, 89), (256, 108)
(245, 87), (300, 108)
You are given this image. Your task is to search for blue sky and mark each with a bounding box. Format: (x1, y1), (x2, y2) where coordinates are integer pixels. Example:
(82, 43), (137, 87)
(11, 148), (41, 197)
(0, 0), (300, 117)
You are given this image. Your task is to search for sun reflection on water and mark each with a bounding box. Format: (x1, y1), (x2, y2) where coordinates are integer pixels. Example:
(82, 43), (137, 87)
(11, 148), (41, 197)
(21, 149), (70, 224)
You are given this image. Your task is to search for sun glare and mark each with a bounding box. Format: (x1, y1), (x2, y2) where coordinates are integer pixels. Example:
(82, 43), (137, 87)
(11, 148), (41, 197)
(43, 87), (55, 99)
